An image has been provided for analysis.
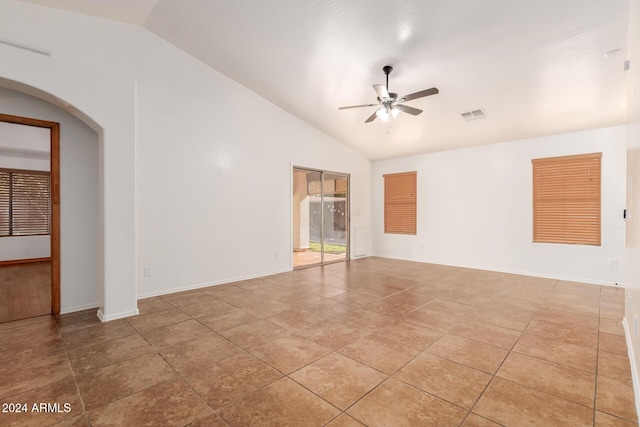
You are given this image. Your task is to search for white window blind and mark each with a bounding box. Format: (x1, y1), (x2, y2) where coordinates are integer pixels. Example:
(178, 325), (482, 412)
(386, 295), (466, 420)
(0, 168), (51, 237)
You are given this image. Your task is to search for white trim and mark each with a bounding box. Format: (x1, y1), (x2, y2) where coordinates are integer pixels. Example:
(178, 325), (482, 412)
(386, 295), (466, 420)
(290, 162), (294, 271)
(136, 267), (292, 300)
(371, 255), (619, 286)
(622, 316), (640, 421)
(97, 307), (139, 322)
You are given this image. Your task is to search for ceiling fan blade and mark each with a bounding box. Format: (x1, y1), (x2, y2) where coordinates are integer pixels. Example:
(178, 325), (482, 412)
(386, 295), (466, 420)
(338, 103), (378, 110)
(373, 84), (390, 100)
(395, 104), (423, 116)
(365, 111), (378, 123)
(399, 87), (439, 102)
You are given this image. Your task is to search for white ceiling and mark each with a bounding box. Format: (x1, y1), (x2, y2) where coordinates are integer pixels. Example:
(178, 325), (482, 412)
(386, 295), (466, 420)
(21, 0), (630, 160)
(21, 0), (159, 26)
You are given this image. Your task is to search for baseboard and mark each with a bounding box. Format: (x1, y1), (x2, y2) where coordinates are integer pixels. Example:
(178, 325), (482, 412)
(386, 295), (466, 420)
(137, 266), (292, 300)
(59, 302), (99, 315)
(371, 254), (618, 286)
(477, 266), (616, 287)
(97, 308), (139, 322)
(622, 317), (640, 420)
(0, 257), (50, 267)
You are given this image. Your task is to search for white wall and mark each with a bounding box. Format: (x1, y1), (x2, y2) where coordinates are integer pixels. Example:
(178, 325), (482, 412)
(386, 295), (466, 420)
(0, 3), (137, 321)
(0, 151), (49, 171)
(624, 0), (640, 418)
(0, 121), (50, 170)
(134, 27), (372, 297)
(0, 236), (49, 260)
(626, 0), (640, 291)
(373, 126), (627, 285)
(0, 120), (51, 260)
(0, 88), (100, 312)
(0, 1), (372, 313)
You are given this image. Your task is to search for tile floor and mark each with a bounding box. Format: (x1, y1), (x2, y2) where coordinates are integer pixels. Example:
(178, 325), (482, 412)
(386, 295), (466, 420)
(0, 257), (636, 426)
(292, 250), (346, 268)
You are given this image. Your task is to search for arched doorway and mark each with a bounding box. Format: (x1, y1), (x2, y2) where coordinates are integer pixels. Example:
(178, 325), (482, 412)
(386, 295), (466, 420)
(0, 50), (138, 321)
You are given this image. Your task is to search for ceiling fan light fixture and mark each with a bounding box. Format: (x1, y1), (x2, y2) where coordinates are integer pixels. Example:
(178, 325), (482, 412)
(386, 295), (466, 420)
(338, 65), (438, 124)
(376, 107), (389, 121)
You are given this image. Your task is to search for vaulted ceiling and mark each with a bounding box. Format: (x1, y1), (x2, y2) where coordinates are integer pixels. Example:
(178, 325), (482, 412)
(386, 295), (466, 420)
(21, 0), (630, 160)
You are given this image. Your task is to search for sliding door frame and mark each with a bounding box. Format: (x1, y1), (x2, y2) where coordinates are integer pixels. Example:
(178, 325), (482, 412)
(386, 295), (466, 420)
(292, 166), (350, 269)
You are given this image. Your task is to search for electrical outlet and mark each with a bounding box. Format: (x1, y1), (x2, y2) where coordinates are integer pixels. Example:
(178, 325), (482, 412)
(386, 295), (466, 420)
(144, 266), (152, 277)
(608, 259), (618, 268)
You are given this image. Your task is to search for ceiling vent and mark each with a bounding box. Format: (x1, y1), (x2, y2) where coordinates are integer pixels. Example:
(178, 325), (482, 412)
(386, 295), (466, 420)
(460, 108), (487, 121)
(0, 39), (51, 56)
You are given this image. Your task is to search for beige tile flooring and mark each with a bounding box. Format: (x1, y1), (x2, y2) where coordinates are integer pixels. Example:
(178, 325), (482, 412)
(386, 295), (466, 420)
(0, 257), (637, 426)
(0, 262), (51, 323)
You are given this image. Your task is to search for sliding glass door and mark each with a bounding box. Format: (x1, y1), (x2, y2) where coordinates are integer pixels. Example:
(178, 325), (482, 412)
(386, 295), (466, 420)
(321, 173), (348, 263)
(293, 167), (349, 268)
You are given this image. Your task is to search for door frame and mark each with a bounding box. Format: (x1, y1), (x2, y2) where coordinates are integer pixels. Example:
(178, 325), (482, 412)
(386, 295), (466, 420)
(292, 166), (350, 269)
(0, 113), (60, 315)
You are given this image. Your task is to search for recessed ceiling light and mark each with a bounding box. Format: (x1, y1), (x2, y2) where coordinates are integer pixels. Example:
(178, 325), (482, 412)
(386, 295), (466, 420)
(398, 23), (412, 42)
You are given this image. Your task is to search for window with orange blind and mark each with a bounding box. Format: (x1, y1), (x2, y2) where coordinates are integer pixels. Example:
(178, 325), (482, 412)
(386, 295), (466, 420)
(384, 171), (417, 235)
(532, 153), (601, 246)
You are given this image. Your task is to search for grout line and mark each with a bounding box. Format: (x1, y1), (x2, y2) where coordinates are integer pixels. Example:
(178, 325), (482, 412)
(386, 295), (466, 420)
(592, 285), (602, 426)
(54, 315), (89, 423)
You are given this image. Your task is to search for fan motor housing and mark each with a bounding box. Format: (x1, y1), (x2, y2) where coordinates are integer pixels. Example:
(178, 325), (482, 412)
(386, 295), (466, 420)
(377, 93), (397, 103)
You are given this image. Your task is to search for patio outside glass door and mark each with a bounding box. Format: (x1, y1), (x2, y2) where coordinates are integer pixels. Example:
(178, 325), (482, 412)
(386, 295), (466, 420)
(293, 167), (349, 268)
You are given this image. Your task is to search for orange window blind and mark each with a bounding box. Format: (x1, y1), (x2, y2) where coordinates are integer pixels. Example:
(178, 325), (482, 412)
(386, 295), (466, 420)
(532, 153), (601, 246)
(384, 171), (417, 235)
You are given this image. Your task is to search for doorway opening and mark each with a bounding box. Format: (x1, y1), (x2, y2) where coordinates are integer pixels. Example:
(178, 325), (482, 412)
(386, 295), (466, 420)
(293, 167), (349, 268)
(0, 113), (60, 322)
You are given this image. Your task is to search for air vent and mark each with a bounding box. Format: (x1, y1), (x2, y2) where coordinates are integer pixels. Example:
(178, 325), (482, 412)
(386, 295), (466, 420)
(0, 39), (51, 56)
(460, 108), (487, 121)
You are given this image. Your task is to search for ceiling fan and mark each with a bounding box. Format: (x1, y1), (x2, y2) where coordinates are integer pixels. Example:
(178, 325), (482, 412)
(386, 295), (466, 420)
(339, 65), (439, 123)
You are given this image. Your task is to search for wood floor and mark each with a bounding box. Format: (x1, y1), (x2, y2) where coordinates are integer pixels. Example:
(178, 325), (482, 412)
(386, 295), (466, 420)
(0, 261), (51, 323)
